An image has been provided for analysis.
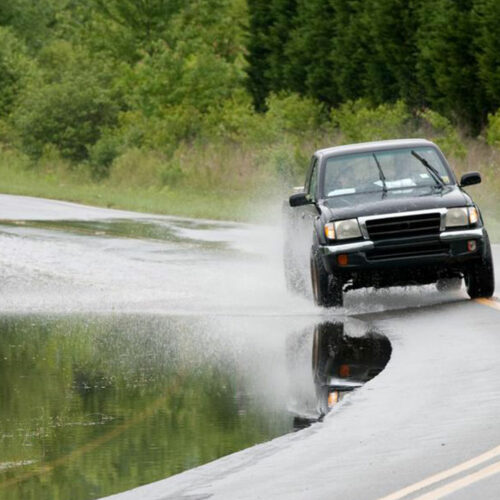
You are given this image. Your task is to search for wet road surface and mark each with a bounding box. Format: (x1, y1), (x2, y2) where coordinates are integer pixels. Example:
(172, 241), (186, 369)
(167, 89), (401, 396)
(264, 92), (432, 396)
(0, 194), (499, 500)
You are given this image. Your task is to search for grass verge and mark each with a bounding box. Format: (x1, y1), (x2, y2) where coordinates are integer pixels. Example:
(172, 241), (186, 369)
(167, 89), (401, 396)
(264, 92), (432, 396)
(0, 161), (261, 222)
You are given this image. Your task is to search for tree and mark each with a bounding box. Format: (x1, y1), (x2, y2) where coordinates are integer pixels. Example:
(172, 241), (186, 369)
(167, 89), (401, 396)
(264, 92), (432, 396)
(416, 0), (485, 131)
(266, 0), (298, 92)
(473, 0), (500, 111)
(0, 0), (66, 51)
(90, 0), (184, 58)
(246, 0), (298, 110)
(284, 0), (339, 105)
(330, 0), (371, 102)
(0, 28), (33, 117)
(121, 0), (247, 117)
(362, 0), (422, 105)
(13, 43), (121, 165)
(246, 1), (277, 110)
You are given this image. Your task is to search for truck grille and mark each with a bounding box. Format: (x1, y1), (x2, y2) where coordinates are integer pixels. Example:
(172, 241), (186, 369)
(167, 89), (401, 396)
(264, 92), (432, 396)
(366, 241), (450, 261)
(365, 212), (441, 240)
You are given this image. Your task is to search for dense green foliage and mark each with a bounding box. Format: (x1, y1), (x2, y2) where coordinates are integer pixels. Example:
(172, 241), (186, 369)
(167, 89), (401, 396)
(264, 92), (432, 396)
(0, 0), (249, 177)
(247, 0), (500, 133)
(0, 0), (499, 203)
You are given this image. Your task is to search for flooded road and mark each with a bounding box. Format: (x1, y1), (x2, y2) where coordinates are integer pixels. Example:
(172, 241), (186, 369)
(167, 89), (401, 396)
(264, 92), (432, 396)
(0, 314), (294, 499)
(0, 196), (388, 499)
(0, 195), (462, 316)
(0, 312), (389, 500)
(0, 194), (499, 500)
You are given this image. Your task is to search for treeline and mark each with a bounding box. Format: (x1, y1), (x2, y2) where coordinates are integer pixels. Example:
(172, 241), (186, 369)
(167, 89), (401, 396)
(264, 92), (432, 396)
(1, 0), (500, 190)
(247, 0), (500, 133)
(0, 0), (250, 180)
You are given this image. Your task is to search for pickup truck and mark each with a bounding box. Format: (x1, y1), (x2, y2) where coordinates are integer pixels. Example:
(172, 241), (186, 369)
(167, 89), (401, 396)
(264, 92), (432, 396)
(283, 139), (495, 307)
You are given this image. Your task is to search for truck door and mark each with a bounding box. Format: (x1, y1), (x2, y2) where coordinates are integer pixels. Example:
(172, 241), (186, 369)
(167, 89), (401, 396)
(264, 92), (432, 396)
(298, 157), (321, 259)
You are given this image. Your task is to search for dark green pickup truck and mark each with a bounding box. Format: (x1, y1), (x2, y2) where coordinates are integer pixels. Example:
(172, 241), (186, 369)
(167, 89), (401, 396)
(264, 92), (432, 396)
(284, 139), (495, 307)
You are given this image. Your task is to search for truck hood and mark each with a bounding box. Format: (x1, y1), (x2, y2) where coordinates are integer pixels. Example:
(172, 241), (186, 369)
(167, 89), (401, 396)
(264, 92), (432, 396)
(320, 186), (471, 221)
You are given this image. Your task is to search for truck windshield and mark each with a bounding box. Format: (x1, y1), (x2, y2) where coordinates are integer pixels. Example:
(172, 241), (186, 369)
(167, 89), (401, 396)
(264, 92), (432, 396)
(322, 146), (452, 198)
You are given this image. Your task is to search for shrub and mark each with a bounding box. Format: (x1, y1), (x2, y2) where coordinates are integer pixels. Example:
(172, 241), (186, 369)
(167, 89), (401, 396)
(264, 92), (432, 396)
(486, 109), (500, 148)
(145, 107), (203, 149)
(159, 159), (184, 187)
(417, 109), (467, 158)
(0, 27), (33, 116)
(104, 107), (203, 156)
(123, 41), (245, 116)
(260, 141), (309, 184)
(108, 148), (183, 187)
(14, 78), (120, 162)
(330, 99), (411, 143)
(266, 92), (327, 136)
(201, 92), (265, 143)
(0, 118), (18, 146)
(88, 130), (123, 179)
(12, 43), (122, 163)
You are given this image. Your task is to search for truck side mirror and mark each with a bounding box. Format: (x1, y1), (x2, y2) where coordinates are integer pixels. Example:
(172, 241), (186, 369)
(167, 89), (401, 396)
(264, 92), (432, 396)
(289, 192), (312, 207)
(460, 172), (481, 187)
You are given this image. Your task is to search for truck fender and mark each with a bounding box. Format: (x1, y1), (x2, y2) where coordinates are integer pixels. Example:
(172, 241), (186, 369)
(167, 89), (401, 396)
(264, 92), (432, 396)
(313, 216), (327, 246)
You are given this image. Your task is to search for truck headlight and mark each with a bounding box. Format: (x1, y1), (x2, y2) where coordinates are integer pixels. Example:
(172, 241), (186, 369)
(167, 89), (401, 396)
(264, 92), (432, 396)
(445, 207), (471, 228)
(324, 223), (336, 240)
(468, 207), (478, 224)
(325, 219), (361, 240)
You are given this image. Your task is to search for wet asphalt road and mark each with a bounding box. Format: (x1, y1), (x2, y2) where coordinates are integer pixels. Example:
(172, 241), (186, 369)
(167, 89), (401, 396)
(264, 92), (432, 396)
(1, 194), (499, 500)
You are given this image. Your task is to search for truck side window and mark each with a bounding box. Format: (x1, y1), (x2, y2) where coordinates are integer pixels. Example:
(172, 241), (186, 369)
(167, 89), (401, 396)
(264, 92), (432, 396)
(308, 158), (318, 201)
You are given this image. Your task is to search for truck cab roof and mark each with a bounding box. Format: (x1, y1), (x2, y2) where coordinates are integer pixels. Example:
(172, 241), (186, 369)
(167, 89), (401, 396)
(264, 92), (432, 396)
(315, 139), (436, 159)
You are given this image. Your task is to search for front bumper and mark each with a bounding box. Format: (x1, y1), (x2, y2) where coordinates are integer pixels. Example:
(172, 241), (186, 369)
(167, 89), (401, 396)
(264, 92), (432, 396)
(320, 227), (486, 273)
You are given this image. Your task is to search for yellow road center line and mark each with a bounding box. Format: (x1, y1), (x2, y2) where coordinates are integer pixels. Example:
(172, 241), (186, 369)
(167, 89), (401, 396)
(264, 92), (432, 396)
(413, 460), (500, 500)
(475, 297), (500, 311)
(377, 444), (500, 500)
(378, 295), (500, 500)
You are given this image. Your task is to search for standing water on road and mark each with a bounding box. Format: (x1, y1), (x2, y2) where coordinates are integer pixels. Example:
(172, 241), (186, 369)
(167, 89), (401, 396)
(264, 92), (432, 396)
(0, 314), (295, 500)
(0, 313), (391, 500)
(1, 197), (464, 499)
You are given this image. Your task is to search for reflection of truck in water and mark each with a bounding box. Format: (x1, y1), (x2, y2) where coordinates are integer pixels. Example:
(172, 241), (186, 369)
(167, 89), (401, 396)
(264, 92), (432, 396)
(287, 321), (391, 429)
(312, 322), (391, 416)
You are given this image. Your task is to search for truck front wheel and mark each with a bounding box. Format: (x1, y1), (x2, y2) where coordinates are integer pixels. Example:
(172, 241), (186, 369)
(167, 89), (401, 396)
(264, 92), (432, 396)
(465, 237), (495, 299)
(310, 247), (343, 307)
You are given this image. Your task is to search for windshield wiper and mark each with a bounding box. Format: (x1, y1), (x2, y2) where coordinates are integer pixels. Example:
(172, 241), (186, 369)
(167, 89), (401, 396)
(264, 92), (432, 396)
(411, 150), (445, 188)
(372, 153), (388, 196)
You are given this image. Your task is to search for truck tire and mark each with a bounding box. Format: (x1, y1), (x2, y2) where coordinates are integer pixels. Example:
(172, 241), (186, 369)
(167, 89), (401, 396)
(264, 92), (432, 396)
(310, 246), (343, 307)
(465, 237), (495, 299)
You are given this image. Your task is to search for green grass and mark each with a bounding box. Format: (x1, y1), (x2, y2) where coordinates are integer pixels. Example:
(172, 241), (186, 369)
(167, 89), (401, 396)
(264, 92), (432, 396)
(0, 160), (259, 221)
